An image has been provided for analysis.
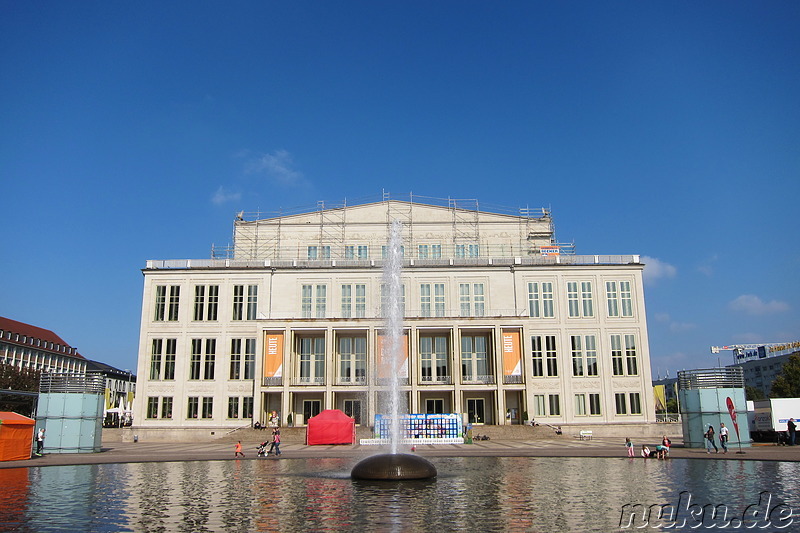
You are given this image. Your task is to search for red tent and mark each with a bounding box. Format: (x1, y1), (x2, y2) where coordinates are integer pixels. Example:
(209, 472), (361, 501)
(0, 412), (36, 462)
(306, 409), (356, 445)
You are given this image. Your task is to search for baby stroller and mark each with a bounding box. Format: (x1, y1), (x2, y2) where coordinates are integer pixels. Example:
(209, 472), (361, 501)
(257, 442), (269, 457)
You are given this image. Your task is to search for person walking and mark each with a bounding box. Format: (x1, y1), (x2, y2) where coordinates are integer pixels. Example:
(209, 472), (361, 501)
(270, 429), (281, 457)
(625, 437), (634, 457)
(705, 425), (719, 454)
(35, 428), (45, 455)
(719, 423), (729, 454)
(788, 418), (796, 446)
(234, 440), (245, 458)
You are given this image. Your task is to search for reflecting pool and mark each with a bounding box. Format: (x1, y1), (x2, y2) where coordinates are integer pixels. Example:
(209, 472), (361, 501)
(1, 457), (798, 532)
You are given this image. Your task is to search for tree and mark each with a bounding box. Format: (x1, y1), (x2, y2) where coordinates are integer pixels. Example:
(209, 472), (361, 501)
(770, 354), (800, 398)
(0, 363), (40, 415)
(746, 386), (766, 401)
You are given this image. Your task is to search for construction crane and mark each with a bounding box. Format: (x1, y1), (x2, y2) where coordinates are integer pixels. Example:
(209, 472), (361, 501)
(710, 343), (795, 365)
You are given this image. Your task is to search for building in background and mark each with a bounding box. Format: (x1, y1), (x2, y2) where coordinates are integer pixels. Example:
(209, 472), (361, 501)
(712, 342), (800, 397)
(0, 316), (87, 374)
(85, 360), (137, 426)
(133, 194), (655, 438)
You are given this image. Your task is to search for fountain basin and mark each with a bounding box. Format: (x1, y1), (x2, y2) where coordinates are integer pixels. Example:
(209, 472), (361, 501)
(351, 453), (437, 480)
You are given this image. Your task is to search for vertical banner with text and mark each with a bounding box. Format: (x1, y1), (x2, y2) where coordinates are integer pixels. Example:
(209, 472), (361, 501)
(502, 329), (522, 377)
(377, 333), (409, 378)
(263, 332), (284, 378)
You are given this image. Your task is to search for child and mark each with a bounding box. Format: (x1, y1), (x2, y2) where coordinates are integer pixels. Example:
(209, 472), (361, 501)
(625, 437), (634, 457)
(234, 440), (245, 458)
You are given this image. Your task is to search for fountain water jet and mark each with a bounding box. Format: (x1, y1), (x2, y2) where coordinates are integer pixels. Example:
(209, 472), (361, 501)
(351, 220), (437, 480)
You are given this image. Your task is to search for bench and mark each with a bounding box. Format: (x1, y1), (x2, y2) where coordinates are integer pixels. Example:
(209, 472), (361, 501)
(579, 430), (593, 440)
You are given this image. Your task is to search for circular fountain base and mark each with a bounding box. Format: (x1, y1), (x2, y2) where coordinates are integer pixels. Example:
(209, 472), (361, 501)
(351, 453), (437, 480)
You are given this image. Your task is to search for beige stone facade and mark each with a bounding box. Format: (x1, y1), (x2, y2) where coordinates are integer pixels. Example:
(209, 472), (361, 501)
(133, 198), (655, 437)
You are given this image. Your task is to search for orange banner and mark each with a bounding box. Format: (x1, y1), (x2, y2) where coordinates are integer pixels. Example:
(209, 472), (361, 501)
(377, 333), (409, 379)
(263, 332), (284, 378)
(502, 329), (522, 376)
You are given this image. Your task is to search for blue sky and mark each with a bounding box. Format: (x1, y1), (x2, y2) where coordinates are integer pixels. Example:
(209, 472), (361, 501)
(1, 2), (798, 376)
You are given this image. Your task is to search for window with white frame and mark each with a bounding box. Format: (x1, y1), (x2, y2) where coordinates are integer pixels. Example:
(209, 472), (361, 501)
(533, 394), (546, 417)
(527, 281), (554, 318)
(243, 397), (254, 419)
(161, 397), (173, 419)
(589, 393), (601, 415)
(570, 335), (598, 377)
(531, 335), (558, 377)
(381, 245), (405, 258)
(187, 397), (199, 418)
(154, 285), (180, 321)
(629, 392), (642, 414)
(611, 334), (638, 376)
(190, 339), (215, 380)
(244, 338), (256, 379)
(606, 281), (633, 318)
(193, 285), (219, 321)
(420, 335), (449, 382)
(420, 283), (445, 317)
(459, 283), (485, 317)
(301, 284), (327, 318)
(307, 245), (331, 260)
(202, 397), (213, 419)
(147, 397), (159, 418)
(341, 284), (366, 318)
(228, 396), (240, 418)
(614, 393), (627, 415)
(574, 393), (587, 416)
(418, 244), (442, 259)
(461, 334), (490, 382)
(247, 285), (258, 320)
(298, 336), (325, 383)
(455, 244), (480, 258)
(339, 336), (366, 383)
(567, 281), (594, 318)
(548, 394), (561, 416)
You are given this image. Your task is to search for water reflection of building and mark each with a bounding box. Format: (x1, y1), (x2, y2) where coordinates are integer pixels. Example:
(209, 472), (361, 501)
(133, 195), (655, 438)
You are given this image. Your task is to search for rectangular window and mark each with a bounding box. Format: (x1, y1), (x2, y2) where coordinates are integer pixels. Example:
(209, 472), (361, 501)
(190, 339), (202, 380)
(434, 283), (445, 317)
(194, 285), (206, 321)
(544, 335), (558, 376)
(357, 245), (368, 259)
(571, 335), (583, 377)
(431, 244), (442, 258)
(420, 335), (449, 382)
(168, 286), (180, 321)
(187, 397), (199, 419)
(459, 283), (485, 317)
(243, 397), (254, 419)
(193, 285), (218, 321)
(611, 335), (624, 376)
(528, 282), (554, 318)
(420, 283), (431, 317)
(571, 335), (598, 377)
(461, 335), (489, 382)
(574, 394), (587, 416)
(161, 397), (173, 419)
(228, 397), (240, 419)
(615, 393), (627, 415)
(381, 283), (406, 317)
(625, 334), (638, 376)
(419, 283), (445, 317)
(233, 285), (244, 321)
(153, 286), (169, 321)
(150, 339), (162, 380)
(533, 394), (546, 417)
(589, 393), (601, 415)
(345, 245), (355, 260)
(202, 397), (213, 419)
(147, 397), (159, 419)
(548, 394), (561, 416)
(531, 336), (544, 377)
(302, 284), (327, 318)
(585, 335), (598, 376)
(629, 393), (642, 415)
(307, 245), (331, 260)
(341, 284), (352, 318)
(230, 338), (241, 379)
(567, 281), (593, 318)
(418, 244), (429, 258)
(203, 339), (216, 380)
(342, 284), (366, 318)
(247, 285), (258, 320)
(164, 339), (176, 380)
(607, 281), (633, 318)
(299, 337), (325, 383)
(339, 336), (367, 383)
(244, 338), (256, 379)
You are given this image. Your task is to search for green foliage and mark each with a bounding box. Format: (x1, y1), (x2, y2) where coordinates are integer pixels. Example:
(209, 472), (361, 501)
(665, 398), (679, 413)
(746, 385), (766, 401)
(770, 354), (800, 398)
(0, 362), (41, 392)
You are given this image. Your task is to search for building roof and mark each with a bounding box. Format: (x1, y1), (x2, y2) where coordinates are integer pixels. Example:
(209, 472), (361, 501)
(0, 316), (84, 360)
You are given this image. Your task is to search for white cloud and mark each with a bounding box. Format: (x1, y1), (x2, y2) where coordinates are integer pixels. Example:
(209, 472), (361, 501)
(654, 313), (671, 323)
(212, 186), (241, 205)
(641, 256), (677, 286)
(697, 254), (718, 277)
(732, 332), (764, 344)
(246, 149), (308, 187)
(669, 322), (697, 333)
(728, 294), (790, 316)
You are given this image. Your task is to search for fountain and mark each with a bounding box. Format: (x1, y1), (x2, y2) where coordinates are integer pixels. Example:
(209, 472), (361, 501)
(351, 220), (437, 480)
